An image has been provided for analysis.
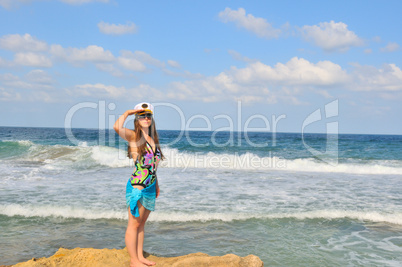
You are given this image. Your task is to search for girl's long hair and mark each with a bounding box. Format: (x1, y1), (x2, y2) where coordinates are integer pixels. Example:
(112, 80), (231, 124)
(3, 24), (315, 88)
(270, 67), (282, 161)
(127, 117), (164, 160)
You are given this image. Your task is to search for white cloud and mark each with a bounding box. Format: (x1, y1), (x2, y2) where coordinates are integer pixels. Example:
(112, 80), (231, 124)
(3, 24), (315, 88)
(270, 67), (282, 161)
(372, 36), (381, 43)
(14, 52), (52, 67)
(380, 42), (400, 53)
(218, 7), (280, 39)
(0, 0), (13, 9)
(168, 77), (269, 103)
(2, 80), (33, 90)
(0, 33), (48, 52)
(352, 63), (402, 91)
(73, 83), (126, 98)
(0, 73), (20, 86)
(204, 48), (214, 54)
(166, 58), (402, 103)
(98, 21), (137, 35)
(95, 63), (124, 77)
(117, 56), (147, 72)
(0, 33), (168, 73)
(25, 69), (54, 85)
(0, 71), (55, 103)
(129, 84), (166, 100)
(162, 69), (204, 79)
(0, 73), (19, 80)
(300, 21), (364, 52)
(0, 56), (9, 67)
(228, 50), (255, 63)
(50, 44), (115, 63)
(70, 83), (165, 100)
(163, 60), (205, 78)
(117, 50), (164, 72)
(129, 51), (164, 68)
(167, 60), (181, 68)
(0, 86), (22, 101)
(315, 89), (332, 99)
(0, 34), (117, 67)
(0, 0), (34, 9)
(230, 57), (349, 86)
(165, 57), (349, 103)
(0, 34), (177, 75)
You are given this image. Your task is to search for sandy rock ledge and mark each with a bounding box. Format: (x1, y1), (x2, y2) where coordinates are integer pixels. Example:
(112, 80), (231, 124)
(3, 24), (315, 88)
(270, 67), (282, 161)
(11, 247), (264, 267)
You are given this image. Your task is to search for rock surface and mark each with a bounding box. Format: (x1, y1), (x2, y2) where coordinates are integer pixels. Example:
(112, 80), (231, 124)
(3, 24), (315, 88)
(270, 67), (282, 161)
(11, 247), (264, 267)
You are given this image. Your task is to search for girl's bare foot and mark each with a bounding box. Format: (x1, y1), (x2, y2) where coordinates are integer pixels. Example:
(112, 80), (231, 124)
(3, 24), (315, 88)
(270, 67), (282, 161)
(130, 259), (147, 267)
(139, 257), (156, 266)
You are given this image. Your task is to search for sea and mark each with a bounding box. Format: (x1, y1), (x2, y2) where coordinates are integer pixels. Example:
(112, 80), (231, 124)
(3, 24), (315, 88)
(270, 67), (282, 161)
(0, 126), (401, 266)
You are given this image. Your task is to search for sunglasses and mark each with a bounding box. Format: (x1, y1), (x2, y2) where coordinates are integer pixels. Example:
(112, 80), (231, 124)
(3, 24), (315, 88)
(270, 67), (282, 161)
(136, 113), (153, 119)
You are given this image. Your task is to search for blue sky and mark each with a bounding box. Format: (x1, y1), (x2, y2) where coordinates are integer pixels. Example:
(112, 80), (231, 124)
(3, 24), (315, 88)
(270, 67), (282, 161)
(0, 0), (401, 134)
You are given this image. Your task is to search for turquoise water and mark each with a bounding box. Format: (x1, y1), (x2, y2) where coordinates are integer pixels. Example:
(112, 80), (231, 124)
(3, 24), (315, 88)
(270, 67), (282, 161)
(0, 127), (401, 266)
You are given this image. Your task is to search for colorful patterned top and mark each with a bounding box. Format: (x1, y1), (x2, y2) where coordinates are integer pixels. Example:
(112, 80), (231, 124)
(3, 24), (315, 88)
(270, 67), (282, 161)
(130, 141), (161, 188)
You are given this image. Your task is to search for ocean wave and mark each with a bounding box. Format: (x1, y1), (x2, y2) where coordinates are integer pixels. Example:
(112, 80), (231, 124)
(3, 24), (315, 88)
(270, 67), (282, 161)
(1, 204), (401, 225)
(160, 147), (402, 175)
(151, 210), (402, 225)
(1, 141), (401, 174)
(1, 140), (34, 145)
(2, 141), (131, 169)
(90, 145), (130, 168)
(0, 204), (126, 220)
(0, 140), (36, 159)
(0, 140), (131, 169)
(13, 140), (35, 146)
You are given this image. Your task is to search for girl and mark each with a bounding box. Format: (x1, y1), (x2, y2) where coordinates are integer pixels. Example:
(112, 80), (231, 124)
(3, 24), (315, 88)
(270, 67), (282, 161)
(114, 102), (163, 267)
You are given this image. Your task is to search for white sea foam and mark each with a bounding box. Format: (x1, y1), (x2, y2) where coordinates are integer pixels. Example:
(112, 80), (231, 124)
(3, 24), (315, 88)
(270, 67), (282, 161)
(151, 210), (402, 225)
(78, 141), (88, 147)
(1, 204), (401, 225)
(160, 147), (402, 175)
(90, 146), (130, 168)
(17, 140), (35, 146)
(5, 142), (402, 174)
(271, 210), (402, 225)
(0, 204), (126, 220)
(283, 158), (402, 175)
(1, 139), (34, 146)
(18, 143), (130, 168)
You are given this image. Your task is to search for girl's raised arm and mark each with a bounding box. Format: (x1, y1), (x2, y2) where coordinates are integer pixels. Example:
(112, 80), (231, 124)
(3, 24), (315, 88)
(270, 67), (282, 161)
(113, 110), (138, 141)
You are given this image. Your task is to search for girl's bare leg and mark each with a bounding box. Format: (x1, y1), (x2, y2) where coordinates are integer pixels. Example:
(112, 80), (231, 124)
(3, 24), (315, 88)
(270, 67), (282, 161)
(137, 208), (156, 266)
(126, 203), (147, 267)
